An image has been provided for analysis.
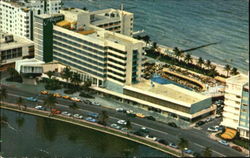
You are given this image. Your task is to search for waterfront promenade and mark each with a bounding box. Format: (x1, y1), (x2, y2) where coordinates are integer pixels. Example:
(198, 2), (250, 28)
(0, 102), (183, 157)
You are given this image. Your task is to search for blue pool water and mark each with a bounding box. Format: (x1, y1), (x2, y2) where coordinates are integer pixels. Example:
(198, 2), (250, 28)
(151, 74), (193, 90)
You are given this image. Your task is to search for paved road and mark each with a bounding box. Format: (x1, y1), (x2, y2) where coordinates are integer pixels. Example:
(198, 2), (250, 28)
(1, 85), (246, 157)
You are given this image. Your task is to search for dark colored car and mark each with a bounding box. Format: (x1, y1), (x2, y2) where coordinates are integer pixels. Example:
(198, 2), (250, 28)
(195, 121), (205, 127)
(156, 138), (168, 145)
(87, 112), (99, 118)
(232, 146), (242, 152)
(126, 113), (136, 117)
(145, 116), (156, 121)
(167, 122), (178, 128)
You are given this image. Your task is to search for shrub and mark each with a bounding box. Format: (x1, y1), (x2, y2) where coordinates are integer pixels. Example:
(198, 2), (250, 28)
(79, 91), (94, 98)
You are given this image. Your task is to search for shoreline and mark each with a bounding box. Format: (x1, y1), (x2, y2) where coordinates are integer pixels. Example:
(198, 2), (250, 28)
(0, 102), (185, 157)
(157, 44), (247, 76)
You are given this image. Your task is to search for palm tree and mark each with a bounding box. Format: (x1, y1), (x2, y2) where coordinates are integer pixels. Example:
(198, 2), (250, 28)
(152, 42), (158, 50)
(205, 60), (211, 69)
(69, 102), (78, 116)
(46, 71), (54, 79)
(178, 137), (189, 157)
(230, 67), (238, 76)
(70, 72), (82, 90)
(173, 47), (182, 60)
(125, 120), (132, 135)
(99, 110), (109, 126)
(184, 53), (192, 64)
(0, 87), (7, 106)
(197, 57), (204, 68)
(43, 94), (57, 115)
(202, 147), (212, 157)
(16, 97), (23, 110)
(61, 66), (73, 84)
(224, 64), (231, 77)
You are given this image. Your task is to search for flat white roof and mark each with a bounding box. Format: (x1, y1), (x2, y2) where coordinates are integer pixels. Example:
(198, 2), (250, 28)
(226, 74), (248, 85)
(124, 79), (210, 107)
(0, 34), (34, 51)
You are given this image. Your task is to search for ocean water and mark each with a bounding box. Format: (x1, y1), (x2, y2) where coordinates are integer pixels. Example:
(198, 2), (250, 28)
(63, 0), (249, 73)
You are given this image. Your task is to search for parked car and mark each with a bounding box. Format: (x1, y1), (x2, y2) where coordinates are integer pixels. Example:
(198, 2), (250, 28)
(85, 100), (92, 104)
(140, 127), (149, 133)
(40, 90), (49, 95)
(73, 114), (83, 119)
(205, 117), (213, 122)
(218, 140), (229, 146)
(61, 111), (72, 117)
(156, 138), (168, 145)
(132, 131), (145, 137)
(195, 120), (205, 127)
(214, 125), (224, 131)
(92, 101), (100, 106)
(168, 143), (178, 149)
(51, 109), (61, 114)
(231, 145), (242, 152)
(144, 116), (156, 121)
(145, 135), (157, 141)
(87, 112), (99, 118)
(126, 113), (136, 117)
(121, 127), (128, 132)
(26, 97), (38, 102)
(110, 123), (121, 130)
(117, 120), (127, 125)
(136, 113), (145, 118)
(126, 110), (134, 114)
(85, 117), (97, 123)
(53, 93), (61, 98)
(70, 97), (81, 102)
(116, 108), (126, 113)
(167, 122), (178, 128)
(207, 126), (219, 132)
(184, 148), (193, 154)
(35, 105), (46, 110)
(62, 96), (71, 100)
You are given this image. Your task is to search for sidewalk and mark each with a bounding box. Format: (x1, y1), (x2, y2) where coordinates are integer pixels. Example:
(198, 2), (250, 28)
(209, 132), (250, 156)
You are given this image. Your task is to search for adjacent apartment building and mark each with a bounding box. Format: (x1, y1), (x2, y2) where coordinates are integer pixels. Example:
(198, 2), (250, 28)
(0, 32), (34, 66)
(221, 74), (249, 139)
(0, 0), (62, 40)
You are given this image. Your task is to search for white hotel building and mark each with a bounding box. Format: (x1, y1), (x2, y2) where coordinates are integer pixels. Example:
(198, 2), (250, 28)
(0, 0), (62, 40)
(221, 74), (249, 139)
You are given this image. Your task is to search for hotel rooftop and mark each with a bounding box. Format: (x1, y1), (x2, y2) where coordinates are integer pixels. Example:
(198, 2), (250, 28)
(124, 79), (210, 107)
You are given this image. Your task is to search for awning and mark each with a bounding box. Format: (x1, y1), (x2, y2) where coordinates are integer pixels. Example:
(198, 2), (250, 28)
(220, 128), (237, 140)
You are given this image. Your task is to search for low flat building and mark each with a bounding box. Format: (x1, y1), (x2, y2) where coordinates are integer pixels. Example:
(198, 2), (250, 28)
(0, 32), (34, 66)
(15, 58), (44, 75)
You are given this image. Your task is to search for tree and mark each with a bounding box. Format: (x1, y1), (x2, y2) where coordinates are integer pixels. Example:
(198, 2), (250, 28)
(178, 137), (188, 157)
(83, 79), (92, 90)
(16, 97), (23, 110)
(202, 147), (212, 157)
(173, 47), (182, 60)
(184, 53), (192, 64)
(43, 94), (57, 115)
(61, 66), (73, 84)
(205, 60), (211, 69)
(69, 102), (78, 115)
(142, 35), (150, 44)
(46, 71), (54, 79)
(99, 110), (109, 126)
(197, 57), (204, 68)
(70, 72), (82, 90)
(7, 67), (18, 79)
(125, 120), (132, 135)
(224, 64), (231, 77)
(230, 67), (238, 76)
(0, 87), (7, 106)
(152, 42), (158, 50)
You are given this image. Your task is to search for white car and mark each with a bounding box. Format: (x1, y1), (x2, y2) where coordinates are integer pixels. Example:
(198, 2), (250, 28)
(61, 111), (72, 117)
(126, 110), (134, 114)
(145, 135), (157, 141)
(207, 126), (219, 132)
(116, 108), (125, 112)
(73, 114), (83, 119)
(117, 120), (127, 125)
(111, 123), (121, 130)
(92, 102), (101, 106)
(35, 105), (42, 110)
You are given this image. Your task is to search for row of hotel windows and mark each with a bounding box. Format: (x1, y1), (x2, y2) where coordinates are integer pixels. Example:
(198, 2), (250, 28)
(53, 54), (105, 78)
(54, 46), (105, 67)
(107, 74), (125, 83)
(107, 69), (126, 77)
(53, 40), (105, 63)
(107, 52), (127, 60)
(54, 30), (127, 55)
(54, 51), (105, 73)
(1, 48), (22, 60)
(53, 30), (104, 50)
(53, 34), (105, 56)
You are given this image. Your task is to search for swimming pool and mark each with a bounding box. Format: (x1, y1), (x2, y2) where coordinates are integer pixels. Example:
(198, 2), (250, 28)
(151, 74), (192, 90)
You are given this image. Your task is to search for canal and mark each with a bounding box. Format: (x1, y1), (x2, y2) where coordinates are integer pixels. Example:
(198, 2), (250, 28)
(0, 109), (171, 157)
